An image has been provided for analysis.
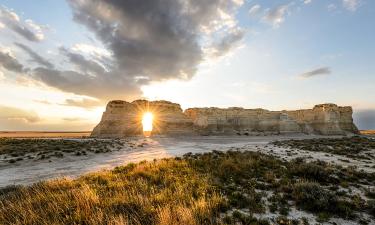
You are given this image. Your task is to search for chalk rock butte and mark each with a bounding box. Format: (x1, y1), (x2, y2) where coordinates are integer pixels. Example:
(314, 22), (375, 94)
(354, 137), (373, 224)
(91, 100), (358, 138)
(91, 100), (194, 138)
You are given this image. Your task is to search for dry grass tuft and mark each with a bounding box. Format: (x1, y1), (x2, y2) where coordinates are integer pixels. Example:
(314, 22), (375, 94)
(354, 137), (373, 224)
(0, 159), (223, 225)
(361, 130), (375, 136)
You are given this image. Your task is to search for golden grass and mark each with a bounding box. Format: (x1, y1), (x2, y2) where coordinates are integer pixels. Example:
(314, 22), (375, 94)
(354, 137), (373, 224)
(1, 149), (374, 224)
(0, 159), (223, 225)
(361, 130), (375, 136)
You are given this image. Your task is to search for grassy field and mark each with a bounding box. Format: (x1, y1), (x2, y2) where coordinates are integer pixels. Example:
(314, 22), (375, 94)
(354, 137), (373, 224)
(0, 138), (129, 163)
(0, 149), (374, 224)
(272, 136), (375, 161)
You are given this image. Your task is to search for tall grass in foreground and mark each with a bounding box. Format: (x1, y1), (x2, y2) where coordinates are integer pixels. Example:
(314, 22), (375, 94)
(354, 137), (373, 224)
(0, 159), (223, 225)
(1, 149), (375, 224)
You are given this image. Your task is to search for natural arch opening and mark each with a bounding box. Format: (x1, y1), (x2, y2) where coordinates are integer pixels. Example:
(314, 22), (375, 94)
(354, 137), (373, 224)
(142, 112), (153, 137)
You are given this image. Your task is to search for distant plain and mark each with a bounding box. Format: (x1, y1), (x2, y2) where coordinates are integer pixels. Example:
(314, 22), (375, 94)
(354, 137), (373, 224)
(0, 131), (91, 138)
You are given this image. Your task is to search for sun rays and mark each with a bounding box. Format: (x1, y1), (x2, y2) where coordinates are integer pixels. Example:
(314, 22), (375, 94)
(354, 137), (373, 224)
(142, 112), (153, 137)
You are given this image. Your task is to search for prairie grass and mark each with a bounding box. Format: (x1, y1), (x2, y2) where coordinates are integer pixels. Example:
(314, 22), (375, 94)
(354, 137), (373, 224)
(0, 159), (223, 225)
(0, 138), (125, 162)
(0, 150), (374, 224)
(361, 130), (375, 136)
(272, 136), (375, 160)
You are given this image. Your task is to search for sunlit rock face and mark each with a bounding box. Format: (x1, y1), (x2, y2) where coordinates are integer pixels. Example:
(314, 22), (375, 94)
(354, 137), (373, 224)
(91, 100), (194, 138)
(187, 104), (358, 135)
(286, 104), (359, 135)
(91, 100), (358, 138)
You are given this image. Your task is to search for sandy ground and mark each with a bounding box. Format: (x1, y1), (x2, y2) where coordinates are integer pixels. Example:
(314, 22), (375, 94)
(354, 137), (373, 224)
(0, 131), (91, 138)
(1, 134), (374, 188)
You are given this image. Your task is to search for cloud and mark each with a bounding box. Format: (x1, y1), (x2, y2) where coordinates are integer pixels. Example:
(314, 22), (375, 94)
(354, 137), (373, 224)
(0, 106), (94, 131)
(62, 117), (88, 122)
(32, 67), (142, 100)
(263, 4), (289, 28)
(299, 67), (331, 78)
(58, 0), (244, 100)
(353, 109), (375, 130)
(59, 47), (107, 75)
(14, 42), (54, 68)
(0, 47), (24, 73)
(0, 7), (45, 42)
(342, 0), (360, 11)
(205, 28), (245, 58)
(61, 98), (103, 109)
(303, 0), (312, 4)
(0, 105), (40, 123)
(33, 100), (53, 105)
(327, 3), (337, 11)
(33, 98), (102, 109)
(249, 4), (262, 17)
(71, 43), (112, 58)
(1, 0), (245, 102)
(30, 48), (143, 99)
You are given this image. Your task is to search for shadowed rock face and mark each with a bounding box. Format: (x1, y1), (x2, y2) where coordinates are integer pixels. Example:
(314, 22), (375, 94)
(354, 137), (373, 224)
(91, 101), (358, 138)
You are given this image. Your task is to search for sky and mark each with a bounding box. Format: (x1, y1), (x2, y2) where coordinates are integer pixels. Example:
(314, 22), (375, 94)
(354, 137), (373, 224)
(0, 0), (374, 131)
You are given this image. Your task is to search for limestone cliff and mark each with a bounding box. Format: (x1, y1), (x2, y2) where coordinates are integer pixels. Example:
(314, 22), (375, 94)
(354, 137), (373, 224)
(91, 100), (194, 138)
(91, 100), (358, 138)
(186, 104), (358, 135)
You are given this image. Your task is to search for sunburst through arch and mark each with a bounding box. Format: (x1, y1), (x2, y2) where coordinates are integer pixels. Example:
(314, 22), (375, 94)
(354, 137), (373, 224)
(142, 112), (153, 137)
(133, 100), (165, 137)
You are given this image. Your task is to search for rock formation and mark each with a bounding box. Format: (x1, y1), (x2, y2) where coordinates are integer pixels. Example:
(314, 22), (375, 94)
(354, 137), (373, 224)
(91, 100), (194, 138)
(91, 100), (358, 138)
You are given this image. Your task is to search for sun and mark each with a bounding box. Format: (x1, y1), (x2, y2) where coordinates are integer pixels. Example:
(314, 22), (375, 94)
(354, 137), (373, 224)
(142, 112), (153, 137)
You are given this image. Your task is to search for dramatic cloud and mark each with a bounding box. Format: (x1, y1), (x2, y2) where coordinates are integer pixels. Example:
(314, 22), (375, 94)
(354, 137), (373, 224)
(0, 47), (24, 73)
(0, 7), (45, 42)
(263, 4), (290, 28)
(30, 48), (141, 99)
(353, 109), (375, 130)
(205, 29), (245, 58)
(299, 67), (331, 78)
(14, 42), (54, 68)
(32, 67), (142, 100)
(1, 1), (245, 102)
(59, 47), (107, 75)
(342, 0), (360, 11)
(39, 0), (244, 100)
(68, 0), (243, 79)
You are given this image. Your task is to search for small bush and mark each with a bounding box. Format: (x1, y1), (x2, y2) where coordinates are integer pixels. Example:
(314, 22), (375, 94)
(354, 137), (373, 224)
(292, 181), (333, 212)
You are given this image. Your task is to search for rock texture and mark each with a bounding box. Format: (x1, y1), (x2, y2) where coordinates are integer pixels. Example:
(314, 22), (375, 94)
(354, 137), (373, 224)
(91, 100), (194, 138)
(186, 104), (358, 135)
(91, 100), (358, 138)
